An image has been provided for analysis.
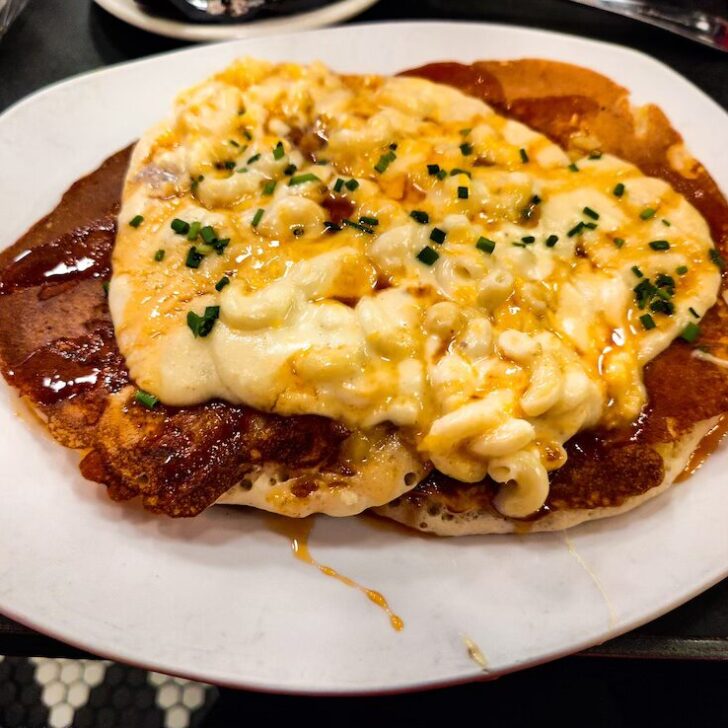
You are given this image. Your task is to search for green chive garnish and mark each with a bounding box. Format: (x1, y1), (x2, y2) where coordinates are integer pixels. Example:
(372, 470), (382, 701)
(323, 221), (341, 232)
(251, 208), (264, 228)
(676, 265), (689, 275)
(546, 234), (558, 248)
(649, 240), (670, 251)
(273, 141), (285, 160)
(476, 237), (495, 254)
(288, 173), (320, 186)
(567, 222), (585, 237)
(262, 180), (277, 196)
(345, 179), (359, 191)
(589, 150), (603, 160)
(333, 178), (345, 193)
(521, 235), (535, 244)
(437, 169), (448, 180)
(449, 168), (471, 178)
(430, 227), (446, 245)
(342, 218), (374, 234)
(427, 164), (441, 176)
(459, 128), (471, 136)
(640, 208), (656, 220)
(613, 183), (625, 197)
(187, 305), (220, 338)
(185, 247), (205, 269)
(215, 276), (230, 292)
(135, 389), (159, 409)
(568, 163), (579, 172)
(662, 219), (671, 227)
(460, 142), (473, 156)
(709, 248), (726, 270)
(374, 150), (396, 173)
(247, 153), (261, 164)
(640, 313), (656, 330)
(199, 225), (215, 244)
(519, 148), (529, 163)
(154, 249), (165, 262)
(171, 218), (190, 235)
(129, 215), (144, 228)
(680, 322), (700, 343)
(632, 265), (644, 278)
(410, 210), (429, 224)
(102, 281), (109, 296)
(359, 216), (379, 227)
(229, 139), (240, 147)
(457, 186), (469, 200)
(613, 237), (625, 248)
(583, 207), (600, 220)
(689, 306), (700, 319)
(416, 246), (439, 265)
(187, 221), (201, 241)
(284, 163), (297, 176)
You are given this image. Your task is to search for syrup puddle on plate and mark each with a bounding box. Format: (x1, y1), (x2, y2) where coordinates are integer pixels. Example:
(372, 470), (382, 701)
(676, 414), (728, 483)
(268, 515), (404, 632)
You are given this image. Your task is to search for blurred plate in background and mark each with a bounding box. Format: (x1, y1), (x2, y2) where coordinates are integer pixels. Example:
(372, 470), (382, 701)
(93, 0), (379, 40)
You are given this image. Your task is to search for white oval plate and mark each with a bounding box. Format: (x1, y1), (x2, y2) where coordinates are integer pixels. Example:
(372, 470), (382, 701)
(94, 0), (379, 41)
(1, 22), (727, 694)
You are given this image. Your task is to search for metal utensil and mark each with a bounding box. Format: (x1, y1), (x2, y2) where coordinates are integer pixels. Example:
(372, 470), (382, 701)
(567, 0), (728, 51)
(0, 0), (30, 40)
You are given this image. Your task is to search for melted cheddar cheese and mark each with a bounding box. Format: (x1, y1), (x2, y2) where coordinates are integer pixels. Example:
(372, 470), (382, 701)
(110, 59), (721, 518)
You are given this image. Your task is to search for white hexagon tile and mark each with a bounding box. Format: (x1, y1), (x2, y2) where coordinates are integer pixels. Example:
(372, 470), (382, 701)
(0, 656), (217, 727)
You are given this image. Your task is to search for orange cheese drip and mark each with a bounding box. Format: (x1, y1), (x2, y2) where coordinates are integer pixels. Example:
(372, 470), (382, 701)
(271, 516), (404, 632)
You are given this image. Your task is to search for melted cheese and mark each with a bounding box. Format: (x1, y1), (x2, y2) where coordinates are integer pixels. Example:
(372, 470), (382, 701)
(110, 59), (722, 518)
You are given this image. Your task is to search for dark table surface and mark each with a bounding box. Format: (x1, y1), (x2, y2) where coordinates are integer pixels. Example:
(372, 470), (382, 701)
(0, 0), (727, 669)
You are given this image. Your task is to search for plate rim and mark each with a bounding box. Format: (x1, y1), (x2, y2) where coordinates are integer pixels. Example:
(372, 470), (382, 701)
(93, 0), (381, 42)
(1, 20), (727, 694)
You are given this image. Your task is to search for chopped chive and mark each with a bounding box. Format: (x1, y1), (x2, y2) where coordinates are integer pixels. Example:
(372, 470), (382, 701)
(429, 227), (446, 245)
(262, 180), (277, 196)
(546, 234), (559, 248)
(531, 195), (542, 205)
(154, 249), (165, 262)
(459, 128), (471, 136)
(410, 210), (429, 224)
(229, 139), (240, 147)
(584, 222), (598, 230)
(345, 178), (359, 191)
(135, 389), (159, 409)
(676, 265), (689, 275)
(583, 206), (600, 220)
(437, 169), (448, 180)
(190, 175), (204, 192)
(588, 150), (603, 160)
(640, 313), (656, 330)
(416, 246), (439, 265)
(247, 153), (261, 164)
(389, 142), (398, 150)
(187, 305), (220, 338)
(567, 221), (585, 237)
(236, 167), (248, 174)
(243, 129), (253, 140)
(634, 279), (657, 309)
(185, 246), (205, 269)
(613, 183), (625, 197)
(129, 215), (144, 228)
(568, 162), (579, 172)
(251, 208), (265, 228)
(187, 221), (201, 241)
(171, 218), (190, 235)
(359, 216), (379, 226)
(613, 237), (625, 248)
(457, 186), (469, 200)
(655, 273), (675, 291)
(102, 281), (109, 296)
(374, 150), (397, 173)
(680, 321), (701, 343)
(709, 248), (726, 270)
(449, 168), (472, 178)
(649, 239), (670, 251)
(210, 238), (229, 255)
(640, 207), (656, 220)
(272, 141), (285, 160)
(200, 225), (216, 244)
(288, 173), (320, 186)
(521, 235), (535, 244)
(460, 142), (473, 156)
(323, 221), (341, 232)
(427, 163), (441, 176)
(519, 148), (529, 163)
(215, 276), (230, 292)
(632, 265), (644, 278)
(689, 306), (700, 319)
(222, 160), (236, 170)
(333, 178), (345, 193)
(649, 299), (674, 315)
(342, 218), (374, 234)
(284, 163), (298, 176)
(476, 237), (496, 254)
(662, 219), (671, 227)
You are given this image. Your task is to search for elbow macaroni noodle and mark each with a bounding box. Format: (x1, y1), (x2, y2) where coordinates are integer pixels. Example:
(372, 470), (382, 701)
(110, 59), (722, 518)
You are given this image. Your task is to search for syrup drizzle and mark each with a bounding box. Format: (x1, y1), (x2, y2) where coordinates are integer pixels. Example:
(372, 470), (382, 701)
(271, 516), (404, 632)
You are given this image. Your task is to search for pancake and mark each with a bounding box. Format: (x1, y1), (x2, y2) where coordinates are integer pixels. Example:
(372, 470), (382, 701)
(374, 60), (728, 534)
(0, 60), (726, 529)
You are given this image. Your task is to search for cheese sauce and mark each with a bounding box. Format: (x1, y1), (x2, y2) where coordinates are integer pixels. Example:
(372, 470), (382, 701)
(109, 59), (722, 519)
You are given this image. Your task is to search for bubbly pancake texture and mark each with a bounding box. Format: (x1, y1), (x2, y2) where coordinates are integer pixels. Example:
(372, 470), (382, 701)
(110, 59), (722, 519)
